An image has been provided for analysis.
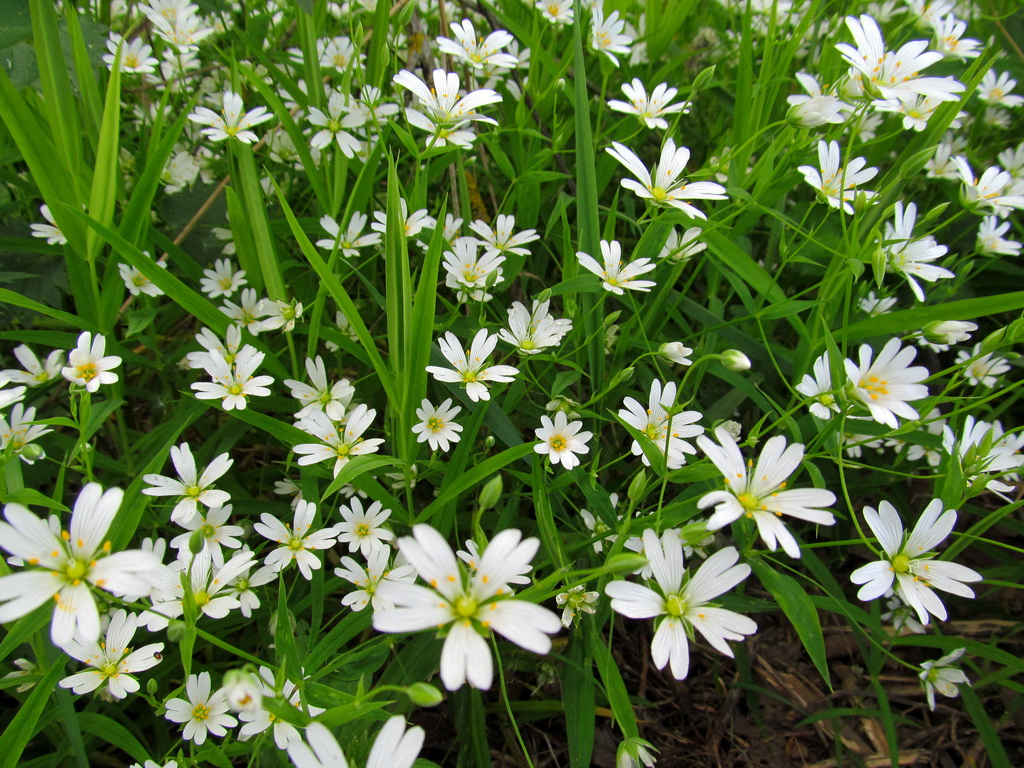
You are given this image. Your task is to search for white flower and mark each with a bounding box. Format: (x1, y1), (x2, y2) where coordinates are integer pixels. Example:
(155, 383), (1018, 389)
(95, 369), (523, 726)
(0, 483), (159, 647)
(577, 239), (657, 295)
(955, 343), (1010, 388)
(190, 347), (275, 410)
(294, 406), (384, 476)
(697, 427), (836, 558)
(883, 201), (954, 301)
(534, 412), (592, 470)
(844, 337), (929, 429)
(119, 254), (167, 297)
(143, 4), (214, 50)
(931, 15), (981, 60)
(978, 70), (1024, 108)
(0, 377), (25, 411)
(143, 443), (233, 526)
(334, 497), (394, 558)
(443, 237), (505, 302)
(161, 149), (200, 193)
(608, 79), (689, 130)
(850, 499), (982, 624)
(199, 259), (247, 298)
(942, 416), (1024, 496)
(283, 356), (355, 422)
(220, 288), (267, 334)
(336, 548), (417, 612)
(256, 298), (302, 333)
(606, 140), (727, 220)
(917, 320), (977, 351)
(188, 91), (273, 143)
(590, 8), (632, 66)
(308, 91), (365, 156)
(185, 326), (242, 371)
(0, 403), (52, 464)
(411, 398), (463, 452)
(437, 18), (518, 70)
(555, 585), (599, 628)
(798, 140), (878, 214)
(920, 648), (969, 710)
(2, 345), (64, 387)
(859, 291), (896, 316)
(145, 549), (257, 629)
(498, 300), (572, 354)
(287, 717), (424, 768)
(618, 379), (703, 470)
(59, 610), (163, 699)
(977, 216), (1021, 256)
(835, 15), (964, 102)
(238, 667), (324, 748)
(29, 204), (67, 245)
(370, 199), (436, 239)
(392, 68), (502, 149)
(316, 212), (381, 257)
(796, 353), (840, 419)
(62, 332), (122, 392)
(786, 72), (851, 127)
(164, 671), (237, 745)
(658, 226), (705, 262)
(426, 329), (520, 402)
(873, 93), (965, 132)
(103, 34), (158, 74)
(169, 505), (243, 566)
(226, 558), (276, 619)
(605, 531), (756, 680)
(536, 0), (573, 24)
(468, 214), (539, 257)
(659, 342), (693, 366)
(374, 525), (561, 690)
(954, 157), (1024, 216)
(4, 658), (38, 692)
(318, 35), (361, 70)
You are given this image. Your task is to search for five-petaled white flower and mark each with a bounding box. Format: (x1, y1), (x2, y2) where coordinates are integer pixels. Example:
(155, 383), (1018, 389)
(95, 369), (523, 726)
(954, 157), (1024, 217)
(316, 212), (381, 258)
(577, 239), (657, 295)
(62, 332), (122, 392)
(29, 204), (67, 245)
(294, 406), (384, 477)
(850, 499), (982, 624)
(607, 79), (690, 130)
(955, 343), (1011, 388)
(188, 91), (273, 143)
(144, 548), (258, 630)
(393, 68), (502, 149)
(374, 525), (561, 690)
(468, 214), (539, 257)
(920, 648), (969, 711)
(334, 497), (394, 559)
(883, 201), (953, 301)
(308, 91), (365, 156)
(411, 398), (463, 452)
(143, 442), (233, 526)
(426, 329), (520, 402)
(534, 412), (593, 470)
(607, 140), (727, 220)
(164, 671), (238, 745)
(499, 300), (572, 354)
(169, 504), (244, 566)
(2, 344), (64, 387)
(254, 500), (339, 580)
(605, 530), (756, 680)
(786, 72), (851, 127)
(590, 8), (633, 66)
(0, 403), (52, 464)
(795, 353), (841, 419)
(618, 379), (703, 470)
(798, 140), (878, 214)
(0, 483), (159, 647)
(238, 666), (325, 749)
(835, 15), (965, 102)
(844, 337), (929, 428)
(191, 347), (275, 411)
(59, 609), (163, 699)
(336, 547), (417, 613)
(437, 18), (518, 70)
(696, 427), (837, 559)
(283, 356), (355, 422)
(199, 259), (247, 299)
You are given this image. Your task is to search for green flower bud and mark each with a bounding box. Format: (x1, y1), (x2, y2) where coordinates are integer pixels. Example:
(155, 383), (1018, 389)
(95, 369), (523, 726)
(720, 349), (751, 372)
(604, 553), (649, 575)
(478, 474), (503, 511)
(627, 470), (648, 505)
(187, 529), (207, 555)
(407, 682), (445, 707)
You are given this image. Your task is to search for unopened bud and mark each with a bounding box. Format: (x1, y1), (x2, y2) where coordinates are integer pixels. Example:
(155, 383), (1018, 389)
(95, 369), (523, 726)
(627, 471), (648, 505)
(871, 244), (887, 288)
(899, 147), (936, 180)
(610, 366), (634, 386)
(407, 682), (444, 707)
(720, 349), (751, 372)
(484, 434), (496, 448)
(691, 65), (716, 93)
(659, 342), (692, 366)
(536, 288), (552, 303)
(20, 444), (44, 461)
(146, 678), (159, 695)
(554, 78), (566, 93)
(922, 320), (977, 346)
(187, 529), (207, 555)
(478, 474), (503, 511)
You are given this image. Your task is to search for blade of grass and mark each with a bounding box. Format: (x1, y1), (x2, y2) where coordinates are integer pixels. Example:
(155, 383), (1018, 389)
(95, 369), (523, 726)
(0, 651), (67, 768)
(233, 142), (286, 300)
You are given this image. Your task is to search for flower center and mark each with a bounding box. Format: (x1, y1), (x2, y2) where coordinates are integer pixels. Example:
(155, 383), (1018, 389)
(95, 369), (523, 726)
(192, 703), (211, 721)
(891, 553), (912, 573)
(194, 590), (211, 606)
(219, 277), (233, 289)
(65, 558), (89, 582)
(76, 364), (98, 382)
(859, 375), (889, 400)
(427, 416), (444, 433)
(100, 661), (119, 676)
(355, 522), (370, 538)
(548, 436), (567, 451)
(201, 524), (215, 537)
(665, 594), (687, 618)
(454, 594), (478, 618)
(737, 492), (761, 512)
(650, 186), (668, 201)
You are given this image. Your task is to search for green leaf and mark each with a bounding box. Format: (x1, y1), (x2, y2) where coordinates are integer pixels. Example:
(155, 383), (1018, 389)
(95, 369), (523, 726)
(590, 632), (639, 740)
(76, 713), (151, 765)
(564, 628), (596, 768)
(417, 444), (535, 525)
(320, 455), (402, 502)
(752, 562), (831, 689)
(0, 651), (67, 768)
